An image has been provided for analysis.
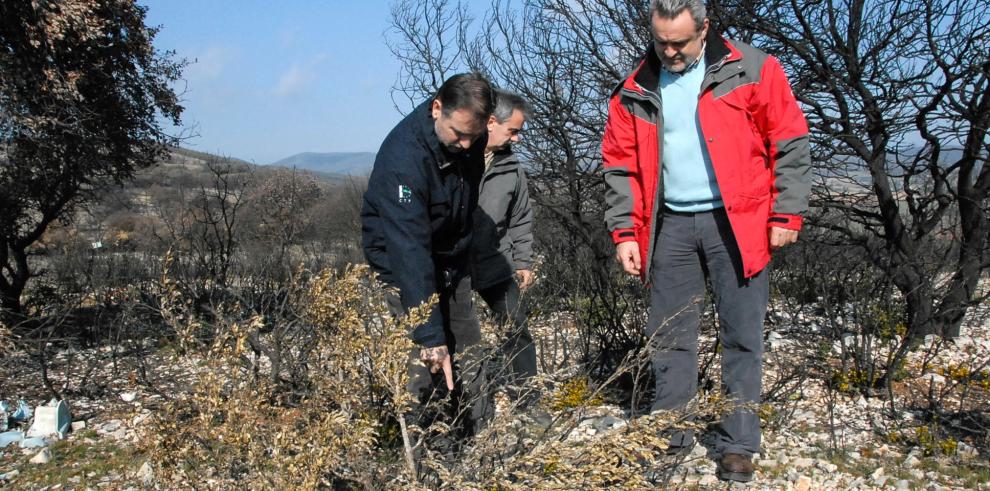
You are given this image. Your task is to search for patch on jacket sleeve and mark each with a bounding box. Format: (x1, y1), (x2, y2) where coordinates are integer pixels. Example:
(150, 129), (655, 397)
(398, 184), (413, 204)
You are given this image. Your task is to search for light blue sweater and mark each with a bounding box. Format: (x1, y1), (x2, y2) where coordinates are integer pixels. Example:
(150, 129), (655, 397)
(660, 58), (723, 212)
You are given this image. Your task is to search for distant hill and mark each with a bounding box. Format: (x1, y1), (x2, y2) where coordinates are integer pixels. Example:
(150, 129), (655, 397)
(271, 152), (376, 176)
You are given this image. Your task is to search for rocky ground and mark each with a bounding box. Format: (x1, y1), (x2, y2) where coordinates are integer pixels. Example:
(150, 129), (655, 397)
(1, 303), (988, 490)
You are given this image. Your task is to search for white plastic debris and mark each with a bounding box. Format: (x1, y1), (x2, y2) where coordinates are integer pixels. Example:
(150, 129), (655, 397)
(27, 399), (71, 439)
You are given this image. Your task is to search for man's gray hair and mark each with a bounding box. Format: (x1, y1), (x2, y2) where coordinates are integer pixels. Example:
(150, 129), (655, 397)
(492, 89), (530, 123)
(650, 0), (707, 30)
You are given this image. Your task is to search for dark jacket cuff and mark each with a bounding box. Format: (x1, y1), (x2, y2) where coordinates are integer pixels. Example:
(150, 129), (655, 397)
(767, 213), (803, 231)
(611, 228), (636, 244)
(413, 324), (447, 348)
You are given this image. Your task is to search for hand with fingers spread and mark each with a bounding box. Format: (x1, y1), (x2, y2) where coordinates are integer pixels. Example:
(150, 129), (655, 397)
(420, 345), (455, 390)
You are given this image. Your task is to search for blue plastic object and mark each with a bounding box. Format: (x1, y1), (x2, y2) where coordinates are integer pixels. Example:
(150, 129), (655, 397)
(0, 430), (24, 448)
(19, 436), (48, 449)
(10, 401), (32, 421)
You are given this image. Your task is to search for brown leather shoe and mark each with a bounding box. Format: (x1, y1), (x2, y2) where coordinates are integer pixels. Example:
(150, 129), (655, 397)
(718, 453), (754, 482)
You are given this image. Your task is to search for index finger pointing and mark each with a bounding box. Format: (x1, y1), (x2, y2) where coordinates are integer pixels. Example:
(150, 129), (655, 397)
(442, 357), (454, 390)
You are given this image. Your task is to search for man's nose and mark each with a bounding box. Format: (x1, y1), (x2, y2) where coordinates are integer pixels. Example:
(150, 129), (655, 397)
(663, 45), (678, 58)
(459, 137), (474, 148)
(511, 133), (520, 143)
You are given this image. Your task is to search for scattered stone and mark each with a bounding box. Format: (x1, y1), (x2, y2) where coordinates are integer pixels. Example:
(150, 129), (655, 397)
(842, 333), (857, 348)
(593, 415), (625, 431)
(30, 447), (52, 464)
(101, 420), (122, 433)
(920, 372), (947, 384)
(871, 466), (885, 479)
(109, 428), (128, 441)
(690, 445), (706, 459)
(895, 479), (911, 490)
(698, 474), (718, 487)
(71, 420), (87, 432)
(767, 331), (786, 351)
(794, 475), (812, 491)
(793, 457), (814, 469)
(120, 392), (137, 403)
(904, 455), (921, 468)
(956, 442), (979, 460)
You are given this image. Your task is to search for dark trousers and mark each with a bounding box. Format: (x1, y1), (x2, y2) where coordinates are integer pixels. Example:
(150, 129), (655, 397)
(478, 278), (537, 393)
(646, 208), (768, 457)
(387, 275), (491, 440)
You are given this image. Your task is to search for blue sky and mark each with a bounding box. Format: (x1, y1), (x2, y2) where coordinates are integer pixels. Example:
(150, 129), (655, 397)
(142, 1), (405, 164)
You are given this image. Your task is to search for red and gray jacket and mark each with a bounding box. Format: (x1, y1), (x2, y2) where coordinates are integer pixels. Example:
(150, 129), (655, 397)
(602, 31), (811, 281)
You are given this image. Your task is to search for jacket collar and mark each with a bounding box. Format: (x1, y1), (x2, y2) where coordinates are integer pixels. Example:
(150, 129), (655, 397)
(703, 29), (733, 68)
(625, 31), (740, 96)
(490, 147), (519, 168)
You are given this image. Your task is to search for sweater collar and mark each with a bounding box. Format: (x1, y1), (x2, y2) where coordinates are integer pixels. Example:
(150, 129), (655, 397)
(632, 30), (735, 94)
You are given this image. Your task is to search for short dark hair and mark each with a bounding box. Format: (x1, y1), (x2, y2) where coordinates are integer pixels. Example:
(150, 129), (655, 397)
(434, 72), (496, 122)
(492, 89), (531, 123)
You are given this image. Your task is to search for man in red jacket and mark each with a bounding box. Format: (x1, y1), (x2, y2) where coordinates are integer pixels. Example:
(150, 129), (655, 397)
(602, 0), (811, 482)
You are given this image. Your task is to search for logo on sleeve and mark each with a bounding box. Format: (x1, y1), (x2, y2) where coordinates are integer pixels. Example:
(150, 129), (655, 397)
(398, 185), (413, 204)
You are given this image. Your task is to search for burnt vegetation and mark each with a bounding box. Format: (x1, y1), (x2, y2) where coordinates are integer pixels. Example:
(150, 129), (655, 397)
(1, 0), (988, 488)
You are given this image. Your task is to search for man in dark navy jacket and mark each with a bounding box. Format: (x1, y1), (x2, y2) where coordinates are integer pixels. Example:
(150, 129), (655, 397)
(361, 73), (495, 438)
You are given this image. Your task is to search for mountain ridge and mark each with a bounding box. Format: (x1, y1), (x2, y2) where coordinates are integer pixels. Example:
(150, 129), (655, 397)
(271, 151), (376, 176)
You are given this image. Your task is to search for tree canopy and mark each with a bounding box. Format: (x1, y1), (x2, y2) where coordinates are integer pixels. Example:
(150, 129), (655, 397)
(0, 0), (184, 316)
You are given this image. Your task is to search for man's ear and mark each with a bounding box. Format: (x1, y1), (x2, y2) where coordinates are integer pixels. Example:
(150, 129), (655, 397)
(487, 114), (497, 132)
(431, 99), (442, 119)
